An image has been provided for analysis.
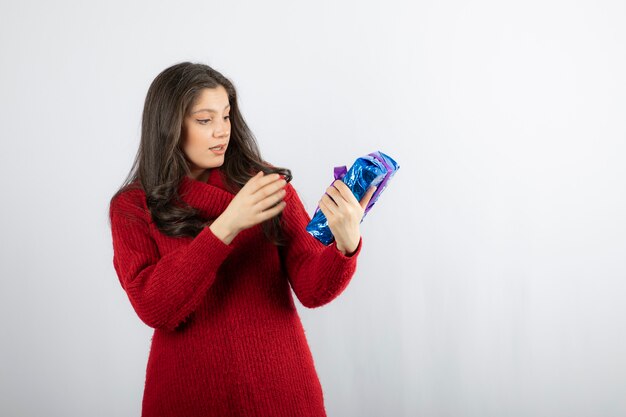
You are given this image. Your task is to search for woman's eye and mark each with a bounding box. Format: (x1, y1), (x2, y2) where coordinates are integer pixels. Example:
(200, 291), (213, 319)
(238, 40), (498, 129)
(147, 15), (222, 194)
(197, 116), (229, 124)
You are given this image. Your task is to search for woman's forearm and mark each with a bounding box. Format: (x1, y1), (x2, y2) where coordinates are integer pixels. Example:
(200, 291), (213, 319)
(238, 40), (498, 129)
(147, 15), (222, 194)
(208, 216), (240, 245)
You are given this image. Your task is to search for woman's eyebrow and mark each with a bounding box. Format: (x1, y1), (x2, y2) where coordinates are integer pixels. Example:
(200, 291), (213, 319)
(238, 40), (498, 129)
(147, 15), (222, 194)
(192, 104), (231, 114)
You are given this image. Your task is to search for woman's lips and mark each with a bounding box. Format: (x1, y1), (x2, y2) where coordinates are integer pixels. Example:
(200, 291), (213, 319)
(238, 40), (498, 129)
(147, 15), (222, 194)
(210, 144), (227, 154)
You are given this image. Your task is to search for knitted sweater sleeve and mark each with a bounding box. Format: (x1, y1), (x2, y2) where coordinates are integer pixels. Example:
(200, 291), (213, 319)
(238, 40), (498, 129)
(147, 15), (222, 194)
(109, 191), (235, 331)
(278, 182), (363, 308)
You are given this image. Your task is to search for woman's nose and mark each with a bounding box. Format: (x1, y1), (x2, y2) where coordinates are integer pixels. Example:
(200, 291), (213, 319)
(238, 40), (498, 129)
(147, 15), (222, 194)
(214, 121), (229, 137)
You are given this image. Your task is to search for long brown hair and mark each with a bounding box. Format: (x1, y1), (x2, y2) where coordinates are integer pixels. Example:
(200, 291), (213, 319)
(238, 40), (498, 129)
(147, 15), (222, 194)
(109, 61), (292, 246)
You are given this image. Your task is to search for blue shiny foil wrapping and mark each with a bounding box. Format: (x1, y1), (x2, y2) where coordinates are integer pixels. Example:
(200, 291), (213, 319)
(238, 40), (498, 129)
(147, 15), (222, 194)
(306, 150), (400, 245)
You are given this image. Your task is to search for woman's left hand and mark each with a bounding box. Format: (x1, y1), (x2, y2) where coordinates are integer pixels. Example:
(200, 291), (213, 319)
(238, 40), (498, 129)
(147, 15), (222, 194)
(318, 180), (377, 256)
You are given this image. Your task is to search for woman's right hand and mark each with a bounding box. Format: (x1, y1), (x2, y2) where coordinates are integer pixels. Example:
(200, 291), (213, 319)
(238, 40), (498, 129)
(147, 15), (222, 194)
(209, 171), (287, 244)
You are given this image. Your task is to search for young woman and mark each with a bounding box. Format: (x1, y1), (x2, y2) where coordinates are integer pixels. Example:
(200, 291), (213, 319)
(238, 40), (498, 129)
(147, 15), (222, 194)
(108, 62), (376, 417)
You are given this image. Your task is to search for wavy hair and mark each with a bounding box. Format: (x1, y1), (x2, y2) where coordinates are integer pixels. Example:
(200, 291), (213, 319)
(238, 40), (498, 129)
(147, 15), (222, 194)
(109, 61), (292, 246)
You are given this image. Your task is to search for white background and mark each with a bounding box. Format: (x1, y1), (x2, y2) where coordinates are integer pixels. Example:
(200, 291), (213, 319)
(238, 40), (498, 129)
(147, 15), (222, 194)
(1, 1), (625, 416)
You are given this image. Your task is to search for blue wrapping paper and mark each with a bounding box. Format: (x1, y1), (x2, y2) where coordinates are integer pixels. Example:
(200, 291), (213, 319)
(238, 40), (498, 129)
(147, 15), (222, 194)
(306, 150), (400, 245)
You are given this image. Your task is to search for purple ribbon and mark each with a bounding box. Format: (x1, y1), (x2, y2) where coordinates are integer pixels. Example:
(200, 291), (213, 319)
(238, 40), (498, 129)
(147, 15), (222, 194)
(364, 152), (393, 213)
(334, 165), (348, 181)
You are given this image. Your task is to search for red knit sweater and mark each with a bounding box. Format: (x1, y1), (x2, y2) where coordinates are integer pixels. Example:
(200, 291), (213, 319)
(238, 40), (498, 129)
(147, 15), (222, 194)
(109, 167), (363, 417)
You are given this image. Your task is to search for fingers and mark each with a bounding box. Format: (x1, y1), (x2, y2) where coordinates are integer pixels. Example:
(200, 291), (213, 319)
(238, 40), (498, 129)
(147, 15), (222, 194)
(257, 186), (287, 212)
(258, 199), (286, 221)
(320, 194), (337, 215)
(325, 180), (354, 209)
(252, 176), (287, 205)
(323, 180), (377, 223)
(247, 171), (281, 192)
(228, 171), (288, 231)
(359, 185), (377, 209)
(324, 186), (340, 207)
(332, 180), (361, 205)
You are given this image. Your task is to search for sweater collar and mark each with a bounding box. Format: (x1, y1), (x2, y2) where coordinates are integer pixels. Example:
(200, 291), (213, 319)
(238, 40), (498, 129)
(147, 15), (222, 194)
(178, 168), (234, 219)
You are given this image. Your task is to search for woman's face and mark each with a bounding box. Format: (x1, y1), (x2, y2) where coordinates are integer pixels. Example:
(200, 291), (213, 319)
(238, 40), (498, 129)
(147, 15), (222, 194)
(181, 85), (231, 178)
